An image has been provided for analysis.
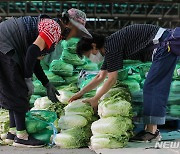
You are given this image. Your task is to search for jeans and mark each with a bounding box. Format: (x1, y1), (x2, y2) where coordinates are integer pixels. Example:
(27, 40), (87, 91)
(143, 46), (177, 125)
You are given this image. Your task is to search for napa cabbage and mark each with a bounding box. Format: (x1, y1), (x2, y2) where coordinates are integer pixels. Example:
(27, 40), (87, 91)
(54, 127), (91, 148)
(49, 60), (74, 77)
(57, 90), (75, 104)
(44, 70), (65, 86)
(91, 116), (133, 136)
(61, 51), (85, 66)
(33, 97), (52, 110)
(76, 62), (98, 71)
(58, 115), (88, 130)
(121, 79), (141, 93)
(97, 87), (131, 102)
(57, 83), (79, 93)
(98, 98), (132, 118)
(61, 38), (80, 54)
(64, 99), (94, 121)
(0, 109), (9, 135)
(64, 73), (79, 84)
(91, 134), (130, 149)
(33, 80), (46, 96)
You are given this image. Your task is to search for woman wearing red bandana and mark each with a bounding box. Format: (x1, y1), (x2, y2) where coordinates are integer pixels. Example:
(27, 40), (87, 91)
(0, 8), (91, 147)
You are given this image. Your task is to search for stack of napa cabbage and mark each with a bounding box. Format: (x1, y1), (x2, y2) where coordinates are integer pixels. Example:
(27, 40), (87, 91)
(54, 99), (95, 148)
(90, 86), (133, 149)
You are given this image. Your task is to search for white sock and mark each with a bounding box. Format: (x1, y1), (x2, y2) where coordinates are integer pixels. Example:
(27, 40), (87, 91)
(9, 127), (16, 135)
(16, 130), (28, 140)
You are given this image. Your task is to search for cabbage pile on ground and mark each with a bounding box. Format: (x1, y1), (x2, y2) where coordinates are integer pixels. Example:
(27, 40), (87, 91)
(54, 99), (95, 148)
(31, 96), (65, 119)
(33, 80), (47, 96)
(49, 38), (98, 86)
(97, 85), (131, 103)
(121, 79), (141, 93)
(28, 88), (77, 144)
(0, 108), (9, 142)
(90, 85), (133, 149)
(49, 60), (74, 77)
(32, 38), (98, 107)
(57, 83), (79, 93)
(30, 84), (79, 115)
(61, 38), (98, 69)
(76, 57), (98, 71)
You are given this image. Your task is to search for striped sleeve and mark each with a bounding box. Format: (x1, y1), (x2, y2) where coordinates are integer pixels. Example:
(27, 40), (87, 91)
(101, 32), (125, 72)
(101, 24), (160, 72)
(103, 50), (123, 72)
(101, 46), (124, 72)
(101, 57), (107, 70)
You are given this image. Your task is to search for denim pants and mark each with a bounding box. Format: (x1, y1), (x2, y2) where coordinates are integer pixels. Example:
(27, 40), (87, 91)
(143, 46), (177, 125)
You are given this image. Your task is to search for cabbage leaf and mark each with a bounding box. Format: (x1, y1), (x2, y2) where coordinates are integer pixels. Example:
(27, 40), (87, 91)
(91, 116), (133, 136)
(58, 115), (88, 130)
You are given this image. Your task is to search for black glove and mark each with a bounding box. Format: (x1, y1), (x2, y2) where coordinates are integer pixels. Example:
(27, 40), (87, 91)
(25, 78), (34, 96)
(45, 82), (60, 103)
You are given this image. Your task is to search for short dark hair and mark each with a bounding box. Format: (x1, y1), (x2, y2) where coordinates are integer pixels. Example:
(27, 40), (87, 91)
(76, 33), (105, 58)
(57, 11), (70, 25)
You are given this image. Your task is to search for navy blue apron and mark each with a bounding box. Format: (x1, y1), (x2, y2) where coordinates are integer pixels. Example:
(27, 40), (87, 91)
(167, 27), (180, 56)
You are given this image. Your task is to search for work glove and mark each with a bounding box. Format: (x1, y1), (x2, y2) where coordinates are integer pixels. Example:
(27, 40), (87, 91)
(45, 82), (60, 103)
(25, 78), (34, 96)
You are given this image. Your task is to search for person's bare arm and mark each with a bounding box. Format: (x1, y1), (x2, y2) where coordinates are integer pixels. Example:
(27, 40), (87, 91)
(69, 70), (107, 102)
(94, 71), (118, 100)
(83, 71), (118, 112)
(81, 70), (108, 94)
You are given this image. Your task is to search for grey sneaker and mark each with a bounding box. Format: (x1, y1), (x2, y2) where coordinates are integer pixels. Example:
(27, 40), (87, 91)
(130, 130), (162, 142)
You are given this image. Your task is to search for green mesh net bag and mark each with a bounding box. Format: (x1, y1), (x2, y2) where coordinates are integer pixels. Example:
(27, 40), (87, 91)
(29, 95), (41, 108)
(137, 63), (152, 79)
(26, 110), (57, 144)
(31, 128), (53, 144)
(61, 38), (80, 54)
(49, 60), (74, 77)
(169, 105), (180, 117)
(61, 50), (85, 66)
(64, 73), (79, 84)
(44, 70), (65, 86)
(33, 80), (46, 96)
(121, 79), (141, 93)
(118, 68), (129, 81)
(173, 63), (180, 80)
(76, 62), (98, 71)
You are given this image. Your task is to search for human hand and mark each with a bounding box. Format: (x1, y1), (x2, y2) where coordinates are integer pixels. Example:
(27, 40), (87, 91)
(83, 97), (99, 113)
(68, 91), (84, 103)
(25, 78), (34, 96)
(45, 82), (60, 103)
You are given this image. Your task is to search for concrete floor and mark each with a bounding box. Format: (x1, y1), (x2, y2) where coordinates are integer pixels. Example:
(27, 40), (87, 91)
(0, 131), (179, 154)
(0, 146), (96, 154)
(0, 143), (179, 154)
(95, 148), (180, 154)
(95, 139), (180, 154)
